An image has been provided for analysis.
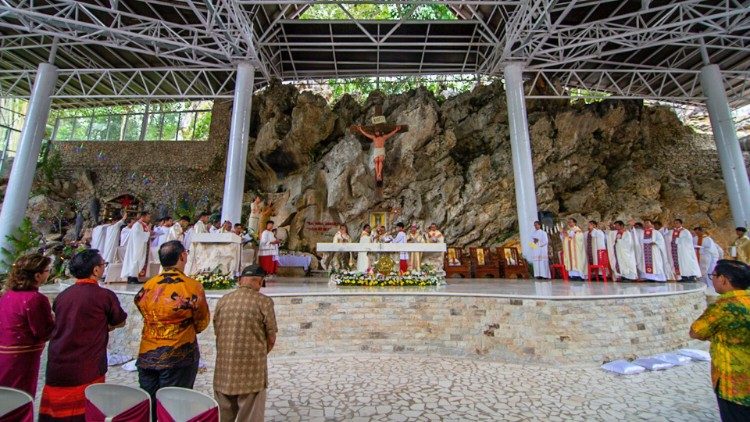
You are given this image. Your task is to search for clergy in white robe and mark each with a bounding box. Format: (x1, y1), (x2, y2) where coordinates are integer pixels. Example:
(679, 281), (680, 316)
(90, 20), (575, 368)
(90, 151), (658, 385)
(693, 227), (721, 287)
(102, 216), (126, 272)
(665, 219), (701, 280)
(605, 225), (619, 276)
(120, 212), (152, 283)
(560, 219), (587, 279)
(612, 221), (638, 281)
(356, 225), (372, 273)
(91, 222), (110, 251)
(166, 219), (184, 243)
(193, 214), (210, 234)
(531, 222), (550, 279)
(394, 223), (408, 273)
(585, 221), (607, 277)
(635, 220), (671, 282)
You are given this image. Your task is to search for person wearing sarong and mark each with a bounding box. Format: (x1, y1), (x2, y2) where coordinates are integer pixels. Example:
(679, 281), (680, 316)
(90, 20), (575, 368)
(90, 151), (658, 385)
(0, 254), (54, 398)
(40, 249), (127, 422)
(258, 221), (280, 275)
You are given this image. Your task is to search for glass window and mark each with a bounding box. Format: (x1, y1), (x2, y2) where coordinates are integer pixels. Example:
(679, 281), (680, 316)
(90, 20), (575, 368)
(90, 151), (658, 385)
(123, 114), (143, 141)
(161, 113), (179, 141)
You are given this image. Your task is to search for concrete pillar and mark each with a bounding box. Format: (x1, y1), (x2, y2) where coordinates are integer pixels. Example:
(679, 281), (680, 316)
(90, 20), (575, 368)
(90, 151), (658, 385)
(504, 63), (539, 260)
(700, 64), (750, 227)
(220, 62), (255, 225)
(0, 62), (57, 263)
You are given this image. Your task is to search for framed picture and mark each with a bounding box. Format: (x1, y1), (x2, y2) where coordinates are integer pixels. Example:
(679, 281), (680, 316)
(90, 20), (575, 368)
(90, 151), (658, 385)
(476, 248), (486, 266)
(369, 211), (388, 230)
(503, 248), (519, 266)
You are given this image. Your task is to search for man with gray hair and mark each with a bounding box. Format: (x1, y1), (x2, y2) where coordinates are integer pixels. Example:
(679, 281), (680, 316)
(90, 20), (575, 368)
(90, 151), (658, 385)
(213, 264), (277, 422)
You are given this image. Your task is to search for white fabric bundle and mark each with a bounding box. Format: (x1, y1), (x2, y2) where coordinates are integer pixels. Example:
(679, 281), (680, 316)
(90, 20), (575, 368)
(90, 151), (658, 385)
(107, 353), (132, 366)
(601, 360), (646, 375)
(122, 360), (138, 372)
(652, 353), (692, 366)
(678, 349), (711, 361)
(632, 358), (673, 371)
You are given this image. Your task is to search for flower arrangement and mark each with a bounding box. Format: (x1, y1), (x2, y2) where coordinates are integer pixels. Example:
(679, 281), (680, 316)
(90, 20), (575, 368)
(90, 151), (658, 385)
(330, 266), (444, 287)
(194, 268), (236, 290)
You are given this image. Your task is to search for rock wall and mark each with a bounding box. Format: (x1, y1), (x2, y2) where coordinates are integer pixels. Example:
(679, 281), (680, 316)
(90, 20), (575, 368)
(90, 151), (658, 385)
(18, 80), (746, 249)
(245, 80), (741, 250)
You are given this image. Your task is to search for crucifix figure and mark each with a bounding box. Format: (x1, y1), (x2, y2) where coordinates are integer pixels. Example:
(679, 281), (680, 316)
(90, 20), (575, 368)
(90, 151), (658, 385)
(351, 104), (408, 187)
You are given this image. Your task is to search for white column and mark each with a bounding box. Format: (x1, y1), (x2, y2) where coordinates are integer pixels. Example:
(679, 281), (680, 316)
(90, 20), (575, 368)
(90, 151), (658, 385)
(700, 64), (750, 227)
(221, 62), (255, 225)
(0, 62), (57, 262)
(504, 63), (539, 260)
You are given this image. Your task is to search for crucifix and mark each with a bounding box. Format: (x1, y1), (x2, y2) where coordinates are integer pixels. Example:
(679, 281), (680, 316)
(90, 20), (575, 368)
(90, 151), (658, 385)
(350, 104), (409, 187)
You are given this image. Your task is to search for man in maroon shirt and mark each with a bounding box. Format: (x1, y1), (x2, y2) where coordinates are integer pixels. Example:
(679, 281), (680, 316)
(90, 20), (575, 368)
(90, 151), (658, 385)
(39, 249), (127, 422)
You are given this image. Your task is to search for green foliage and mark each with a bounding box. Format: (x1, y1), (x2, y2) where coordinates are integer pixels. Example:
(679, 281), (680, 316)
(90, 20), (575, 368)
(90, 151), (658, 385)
(569, 88), (611, 104)
(326, 75), (479, 103)
(49, 101), (212, 142)
(0, 218), (41, 271)
(301, 3), (455, 20)
(36, 143), (63, 184)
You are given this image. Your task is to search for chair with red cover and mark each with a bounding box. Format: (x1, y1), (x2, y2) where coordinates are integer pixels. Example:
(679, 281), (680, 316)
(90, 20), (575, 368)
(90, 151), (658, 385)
(550, 250), (569, 281)
(156, 387), (219, 422)
(444, 247), (471, 278)
(587, 249), (610, 282)
(0, 387), (33, 422)
(85, 383), (151, 422)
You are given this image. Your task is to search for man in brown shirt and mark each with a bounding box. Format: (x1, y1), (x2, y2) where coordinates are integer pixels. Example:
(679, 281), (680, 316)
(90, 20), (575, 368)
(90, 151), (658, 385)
(213, 264), (277, 422)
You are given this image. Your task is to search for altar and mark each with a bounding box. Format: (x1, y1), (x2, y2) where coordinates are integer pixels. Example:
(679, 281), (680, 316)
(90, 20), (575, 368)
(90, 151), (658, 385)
(185, 233), (242, 275)
(317, 242), (447, 273)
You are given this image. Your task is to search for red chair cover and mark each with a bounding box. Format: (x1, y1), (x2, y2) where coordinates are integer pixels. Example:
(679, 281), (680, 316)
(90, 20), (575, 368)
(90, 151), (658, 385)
(0, 402), (33, 422)
(156, 400), (219, 422)
(85, 398), (150, 422)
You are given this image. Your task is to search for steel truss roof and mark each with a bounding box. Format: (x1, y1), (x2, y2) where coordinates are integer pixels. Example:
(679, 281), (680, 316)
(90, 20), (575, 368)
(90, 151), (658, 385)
(0, 0), (748, 107)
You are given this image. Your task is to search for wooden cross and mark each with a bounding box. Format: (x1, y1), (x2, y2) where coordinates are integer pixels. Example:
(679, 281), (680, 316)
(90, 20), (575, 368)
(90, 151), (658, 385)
(349, 104), (409, 135)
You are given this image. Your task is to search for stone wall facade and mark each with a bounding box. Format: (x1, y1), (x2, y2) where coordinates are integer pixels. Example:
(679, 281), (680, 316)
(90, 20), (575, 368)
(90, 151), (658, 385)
(106, 290), (705, 365)
(53, 100), (232, 208)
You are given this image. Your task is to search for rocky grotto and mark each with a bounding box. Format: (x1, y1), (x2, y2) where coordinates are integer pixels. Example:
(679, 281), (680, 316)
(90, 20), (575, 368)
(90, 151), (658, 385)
(10, 79), (746, 256)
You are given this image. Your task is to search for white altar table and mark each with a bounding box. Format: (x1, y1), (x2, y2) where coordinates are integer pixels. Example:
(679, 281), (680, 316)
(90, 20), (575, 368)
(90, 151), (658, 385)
(185, 233), (242, 276)
(317, 242), (446, 273)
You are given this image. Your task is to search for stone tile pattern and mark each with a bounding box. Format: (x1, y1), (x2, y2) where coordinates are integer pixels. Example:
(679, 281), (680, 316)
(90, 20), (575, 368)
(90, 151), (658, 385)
(108, 291), (705, 365)
(37, 354), (717, 421)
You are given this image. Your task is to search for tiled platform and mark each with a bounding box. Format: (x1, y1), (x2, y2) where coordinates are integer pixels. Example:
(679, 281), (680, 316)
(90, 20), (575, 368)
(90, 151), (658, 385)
(69, 277), (705, 300)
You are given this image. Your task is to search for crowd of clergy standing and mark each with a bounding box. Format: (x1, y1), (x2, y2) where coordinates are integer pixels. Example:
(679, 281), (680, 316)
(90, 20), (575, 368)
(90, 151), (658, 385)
(530, 217), (750, 288)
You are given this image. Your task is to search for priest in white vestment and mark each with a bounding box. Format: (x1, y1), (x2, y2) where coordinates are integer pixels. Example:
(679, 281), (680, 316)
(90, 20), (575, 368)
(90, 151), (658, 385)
(665, 219), (701, 281)
(612, 221), (638, 281)
(531, 221), (550, 279)
(560, 218), (587, 279)
(635, 220), (672, 282)
(166, 217), (186, 243)
(91, 221), (110, 251)
(102, 215), (126, 276)
(585, 221), (607, 278)
(120, 219), (134, 246)
(194, 213), (210, 234)
(356, 224), (372, 273)
(120, 212), (152, 284)
(693, 227), (721, 288)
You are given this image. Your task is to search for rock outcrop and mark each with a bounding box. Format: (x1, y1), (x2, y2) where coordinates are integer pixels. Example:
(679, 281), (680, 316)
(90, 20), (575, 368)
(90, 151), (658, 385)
(242, 79), (741, 250)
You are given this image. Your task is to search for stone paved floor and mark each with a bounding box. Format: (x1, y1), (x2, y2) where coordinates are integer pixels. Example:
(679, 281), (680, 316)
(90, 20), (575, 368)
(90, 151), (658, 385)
(37, 353), (719, 421)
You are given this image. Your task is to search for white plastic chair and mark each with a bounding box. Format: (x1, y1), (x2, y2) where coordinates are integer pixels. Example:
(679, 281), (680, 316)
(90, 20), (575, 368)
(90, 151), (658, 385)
(156, 387), (219, 422)
(85, 383), (151, 421)
(0, 386), (33, 422)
